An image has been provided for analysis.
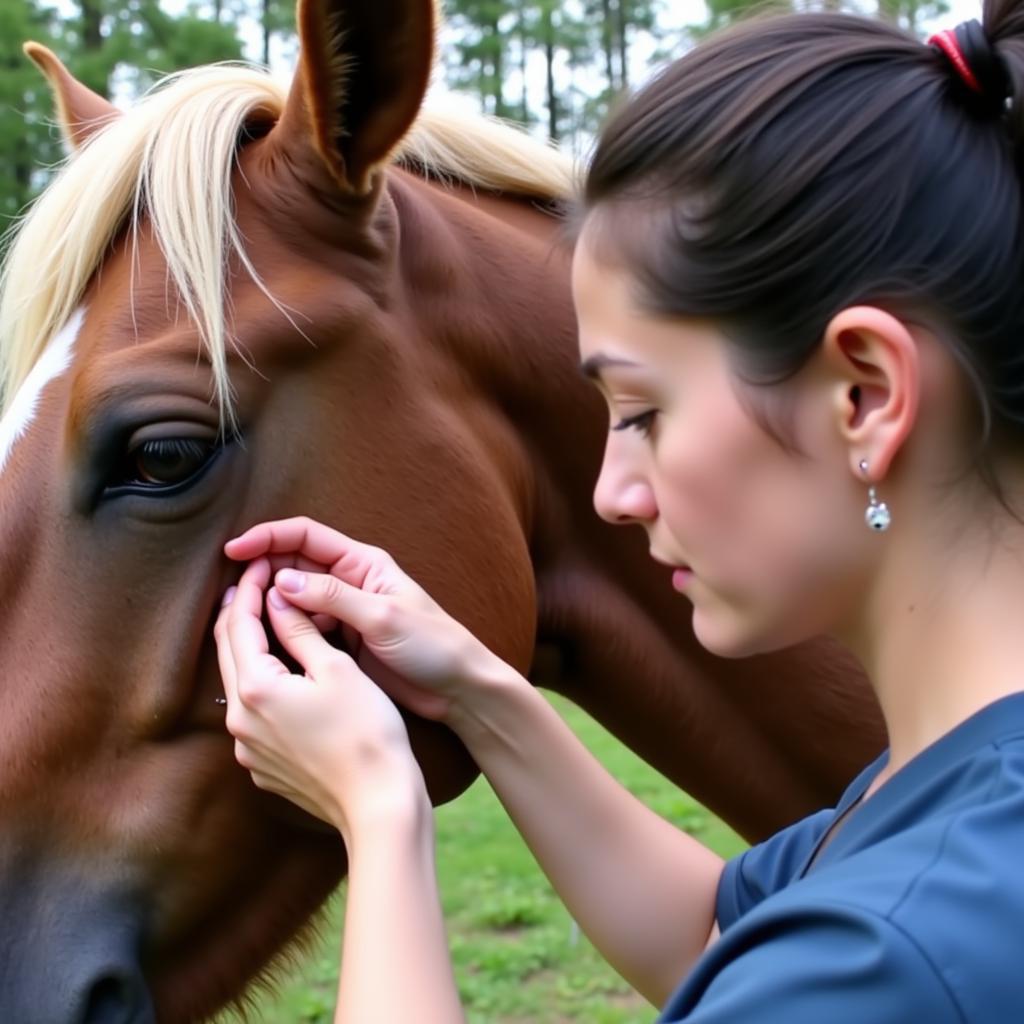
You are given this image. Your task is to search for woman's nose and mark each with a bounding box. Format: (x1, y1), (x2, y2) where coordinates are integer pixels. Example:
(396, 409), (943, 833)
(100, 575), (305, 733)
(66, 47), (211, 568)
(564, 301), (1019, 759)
(592, 460), (657, 525)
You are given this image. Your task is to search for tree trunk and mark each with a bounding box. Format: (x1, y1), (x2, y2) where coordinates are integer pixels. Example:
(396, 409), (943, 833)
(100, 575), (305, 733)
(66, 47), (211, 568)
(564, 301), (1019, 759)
(489, 16), (507, 118)
(262, 0), (272, 67)
(77, 0), (109, 95)
(14, 141), (31, 206)
(80, 0), (103, 50)
(906, 0), (920, 33)
(518, 4), (529, 123)
(601, 0), (617, 91)
(542, 5), (558, 142)
(616, 0), (628, 89)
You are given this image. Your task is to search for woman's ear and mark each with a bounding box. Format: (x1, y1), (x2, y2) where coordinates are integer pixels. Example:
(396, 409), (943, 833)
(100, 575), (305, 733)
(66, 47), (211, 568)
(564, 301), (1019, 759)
(821, 306), (921, 481)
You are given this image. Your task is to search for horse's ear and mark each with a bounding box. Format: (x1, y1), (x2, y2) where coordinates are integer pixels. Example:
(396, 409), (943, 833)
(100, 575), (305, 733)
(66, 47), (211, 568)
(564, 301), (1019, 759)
(24, 42), (120, 151)
(270, 0), (435, 194)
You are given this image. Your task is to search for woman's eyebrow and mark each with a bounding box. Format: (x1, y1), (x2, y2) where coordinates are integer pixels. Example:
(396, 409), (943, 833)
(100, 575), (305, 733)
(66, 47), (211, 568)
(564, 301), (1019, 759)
(579, 353), (641, 381)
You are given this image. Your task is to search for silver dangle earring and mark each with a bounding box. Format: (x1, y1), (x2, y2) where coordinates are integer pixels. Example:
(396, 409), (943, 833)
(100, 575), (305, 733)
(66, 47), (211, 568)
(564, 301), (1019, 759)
(860, 459), (891, 532)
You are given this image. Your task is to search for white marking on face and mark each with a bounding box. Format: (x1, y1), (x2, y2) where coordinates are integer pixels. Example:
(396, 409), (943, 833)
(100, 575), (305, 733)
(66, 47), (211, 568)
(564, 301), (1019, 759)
(0, 308), (84, 478)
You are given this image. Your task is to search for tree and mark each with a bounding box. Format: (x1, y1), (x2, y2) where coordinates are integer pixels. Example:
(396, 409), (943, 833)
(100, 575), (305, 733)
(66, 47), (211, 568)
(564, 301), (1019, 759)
(446, 0), (519, 118)
(584, 0), (661, 92)
(702, 0), (792, 33)
(254, 0), (296, 68)
(445, 0), (598, 144)
(878, 0), (948, 36)
(0, 0), (64, 233)
(52, 0), (245, 100)
(530, 0), (591, 142)
(0, 0), (249, 238)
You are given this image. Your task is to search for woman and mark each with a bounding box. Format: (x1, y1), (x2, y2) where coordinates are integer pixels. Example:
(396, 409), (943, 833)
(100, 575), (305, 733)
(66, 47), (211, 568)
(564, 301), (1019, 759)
(215, 3), (1024, 1020)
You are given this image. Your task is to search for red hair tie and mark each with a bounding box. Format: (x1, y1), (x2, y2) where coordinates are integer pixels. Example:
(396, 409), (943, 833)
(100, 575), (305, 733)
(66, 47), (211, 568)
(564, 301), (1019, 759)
(928, 29), (984, 94)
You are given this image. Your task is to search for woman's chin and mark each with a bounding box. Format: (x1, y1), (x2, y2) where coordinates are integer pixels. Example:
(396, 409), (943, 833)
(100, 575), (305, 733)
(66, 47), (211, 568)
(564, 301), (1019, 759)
(691, 606), (780, 661)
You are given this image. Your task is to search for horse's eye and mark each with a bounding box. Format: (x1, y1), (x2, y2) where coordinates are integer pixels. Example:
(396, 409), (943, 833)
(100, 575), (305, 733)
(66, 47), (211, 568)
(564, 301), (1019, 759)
(121, 438), (218, 489)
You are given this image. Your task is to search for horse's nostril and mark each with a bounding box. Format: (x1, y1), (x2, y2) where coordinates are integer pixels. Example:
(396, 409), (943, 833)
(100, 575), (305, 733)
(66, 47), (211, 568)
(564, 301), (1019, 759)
(81, 973), (150, 1024)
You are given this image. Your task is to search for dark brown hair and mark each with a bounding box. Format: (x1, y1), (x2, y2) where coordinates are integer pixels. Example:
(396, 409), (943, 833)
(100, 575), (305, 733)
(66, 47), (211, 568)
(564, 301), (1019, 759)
(582, 1), (1024, 475)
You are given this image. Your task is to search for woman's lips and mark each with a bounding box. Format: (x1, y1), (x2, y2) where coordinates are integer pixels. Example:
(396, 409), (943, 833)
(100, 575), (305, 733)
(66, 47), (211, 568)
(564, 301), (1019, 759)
(650, 553), (693, 591)
(671, 567), (693, 591)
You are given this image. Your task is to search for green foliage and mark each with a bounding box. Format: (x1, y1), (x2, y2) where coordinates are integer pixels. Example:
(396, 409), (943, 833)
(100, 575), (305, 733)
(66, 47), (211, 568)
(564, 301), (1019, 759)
(700, 0), (950, 35)
(446, 0), (518, 117)
(702, 0), (792, 34)
(878, 0), (949, 35)
(443, 0), (663, 142)
(66, 0), (245, 94)
(219, 694), (747, 1024)
(1, 0), (247, 240)
(252, 0), (297, 68)
(0, 0), (63, 231)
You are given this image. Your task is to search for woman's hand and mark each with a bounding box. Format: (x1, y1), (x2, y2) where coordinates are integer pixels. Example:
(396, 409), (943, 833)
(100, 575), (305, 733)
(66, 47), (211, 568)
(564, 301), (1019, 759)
(223, 517), (514, 726)
(215, 557), (429, 841)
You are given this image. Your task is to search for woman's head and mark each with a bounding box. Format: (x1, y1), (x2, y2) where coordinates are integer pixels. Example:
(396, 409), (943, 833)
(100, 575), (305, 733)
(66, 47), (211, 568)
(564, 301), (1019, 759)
(575, 1), (1024, 656)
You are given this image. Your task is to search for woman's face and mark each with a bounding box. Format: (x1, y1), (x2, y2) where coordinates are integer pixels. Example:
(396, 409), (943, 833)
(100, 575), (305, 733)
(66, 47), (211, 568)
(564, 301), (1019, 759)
(572, 233), (872, 658)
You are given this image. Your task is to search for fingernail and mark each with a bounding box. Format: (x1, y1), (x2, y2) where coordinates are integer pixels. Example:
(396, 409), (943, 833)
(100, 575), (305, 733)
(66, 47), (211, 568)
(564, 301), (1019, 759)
(277, 568), (306, 593)
(267, 586), (290, 610)
(221, 585), (237, 607)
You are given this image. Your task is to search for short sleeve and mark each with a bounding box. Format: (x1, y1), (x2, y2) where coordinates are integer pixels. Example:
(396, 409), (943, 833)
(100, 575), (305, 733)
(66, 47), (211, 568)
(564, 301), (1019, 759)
(658, 903), (961, 1023)
(716, 808), (833, 930)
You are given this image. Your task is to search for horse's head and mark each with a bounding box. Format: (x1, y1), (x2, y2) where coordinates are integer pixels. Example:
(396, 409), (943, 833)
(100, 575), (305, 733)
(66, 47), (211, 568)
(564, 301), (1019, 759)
(0, 1), (570, 1018)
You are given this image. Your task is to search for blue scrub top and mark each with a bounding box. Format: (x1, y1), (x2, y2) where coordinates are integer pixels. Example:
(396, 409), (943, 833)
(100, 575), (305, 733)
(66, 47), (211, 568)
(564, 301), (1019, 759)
(658, 692), (1024, 1022)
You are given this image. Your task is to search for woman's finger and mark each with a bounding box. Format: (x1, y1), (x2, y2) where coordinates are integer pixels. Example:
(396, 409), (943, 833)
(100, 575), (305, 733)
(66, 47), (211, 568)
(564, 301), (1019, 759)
(224, 517), (382, 587)
(311, 612), (339, 634)
(251, 556), (336, 633)
(271, 568), (386, 633)
(226, 559), (289, 695)
(214, 585), (239, 707)
(265, 552), (330, 576)
(266, 586), (357, 678)
(224, 557), (272, 675)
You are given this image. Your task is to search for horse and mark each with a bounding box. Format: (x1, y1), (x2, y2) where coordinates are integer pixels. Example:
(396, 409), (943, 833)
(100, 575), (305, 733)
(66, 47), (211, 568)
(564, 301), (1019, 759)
(0, 0), (884, 1020)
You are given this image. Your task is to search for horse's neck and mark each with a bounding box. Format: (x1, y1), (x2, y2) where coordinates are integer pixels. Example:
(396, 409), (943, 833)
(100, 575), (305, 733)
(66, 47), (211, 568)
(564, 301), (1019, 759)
(389, 176), (649, 549)
(386, 168), (602, 544)
(386, 168), (582, 394)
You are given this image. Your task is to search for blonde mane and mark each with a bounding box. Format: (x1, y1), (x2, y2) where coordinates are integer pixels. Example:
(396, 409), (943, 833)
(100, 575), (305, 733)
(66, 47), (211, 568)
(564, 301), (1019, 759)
(0, 63), (577, 421)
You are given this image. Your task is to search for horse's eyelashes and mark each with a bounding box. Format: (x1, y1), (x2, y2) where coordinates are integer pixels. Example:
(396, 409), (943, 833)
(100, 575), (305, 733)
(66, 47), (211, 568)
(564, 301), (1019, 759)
(131, 438), (215, 486)
(102, 436), (223, 499)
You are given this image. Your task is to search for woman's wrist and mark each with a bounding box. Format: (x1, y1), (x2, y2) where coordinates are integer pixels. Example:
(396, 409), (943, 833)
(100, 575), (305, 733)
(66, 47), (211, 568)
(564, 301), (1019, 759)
(444, 651), (537, 753)
(333, 760), (434, 847)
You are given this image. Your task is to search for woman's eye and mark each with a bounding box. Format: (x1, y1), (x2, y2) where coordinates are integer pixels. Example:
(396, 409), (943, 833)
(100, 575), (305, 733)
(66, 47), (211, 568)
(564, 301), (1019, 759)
(612, 410), (657, 438)
(119, 438), (219, 489)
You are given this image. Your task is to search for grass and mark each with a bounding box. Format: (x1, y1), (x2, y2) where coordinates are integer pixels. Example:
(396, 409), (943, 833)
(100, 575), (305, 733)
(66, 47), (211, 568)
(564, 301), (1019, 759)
(225, 693), (747, 1023)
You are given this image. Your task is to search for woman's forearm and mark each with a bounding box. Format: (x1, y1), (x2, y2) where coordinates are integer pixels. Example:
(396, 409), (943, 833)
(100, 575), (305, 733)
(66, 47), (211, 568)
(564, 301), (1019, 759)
(449, 663), (723, 1006)
(334, 793), (466, 1024)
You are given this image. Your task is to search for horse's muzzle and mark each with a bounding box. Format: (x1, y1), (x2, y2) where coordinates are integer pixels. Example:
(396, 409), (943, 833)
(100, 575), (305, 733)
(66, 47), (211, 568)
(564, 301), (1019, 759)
(0, 856), (154, 1024)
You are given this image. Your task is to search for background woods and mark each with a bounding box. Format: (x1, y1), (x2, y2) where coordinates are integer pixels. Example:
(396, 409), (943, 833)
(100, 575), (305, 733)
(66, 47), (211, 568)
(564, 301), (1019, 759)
(0, 0), (948, 240)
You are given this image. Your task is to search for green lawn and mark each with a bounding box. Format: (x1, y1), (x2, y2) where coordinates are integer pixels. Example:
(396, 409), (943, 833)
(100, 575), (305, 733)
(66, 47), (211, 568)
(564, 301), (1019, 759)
(226, 693), (747, 1023)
